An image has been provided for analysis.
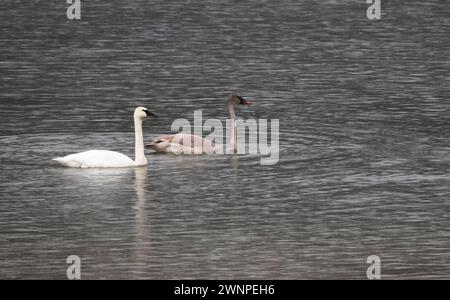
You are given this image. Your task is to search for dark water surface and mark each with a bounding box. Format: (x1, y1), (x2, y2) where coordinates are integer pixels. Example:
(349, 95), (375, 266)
(1, 0), (450, 279)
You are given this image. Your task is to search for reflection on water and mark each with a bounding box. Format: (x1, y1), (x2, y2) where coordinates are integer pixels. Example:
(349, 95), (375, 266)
(1, 0), (450, 279)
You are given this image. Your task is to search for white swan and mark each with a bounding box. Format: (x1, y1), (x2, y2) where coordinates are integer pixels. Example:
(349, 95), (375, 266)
(145, 95), (252, 154)
(52, 107), (157, 168)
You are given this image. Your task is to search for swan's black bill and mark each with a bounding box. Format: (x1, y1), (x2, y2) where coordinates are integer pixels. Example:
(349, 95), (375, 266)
(144, 110), (158, 117)
(238, 96), (253, 106)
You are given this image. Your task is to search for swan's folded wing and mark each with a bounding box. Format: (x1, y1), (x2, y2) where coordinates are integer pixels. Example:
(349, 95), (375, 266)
(172, 133), (207, 147)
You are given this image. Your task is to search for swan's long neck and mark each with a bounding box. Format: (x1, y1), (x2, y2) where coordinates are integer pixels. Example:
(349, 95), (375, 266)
(134, 117), (147, 166)
(228, 99), (237, 153)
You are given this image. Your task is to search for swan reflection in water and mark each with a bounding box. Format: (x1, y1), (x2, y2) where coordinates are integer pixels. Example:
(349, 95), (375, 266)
(133, 166), (151, 277)
(57, 166), (151, 277)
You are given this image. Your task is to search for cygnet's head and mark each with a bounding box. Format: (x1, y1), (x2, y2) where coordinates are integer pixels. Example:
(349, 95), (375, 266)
(228, 95), (253, 106)
(145, 137), (172, 152)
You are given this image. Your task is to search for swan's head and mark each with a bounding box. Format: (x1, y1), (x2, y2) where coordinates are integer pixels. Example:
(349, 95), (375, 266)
(228, 94), (253, 106)
(134, 107), (157, 120)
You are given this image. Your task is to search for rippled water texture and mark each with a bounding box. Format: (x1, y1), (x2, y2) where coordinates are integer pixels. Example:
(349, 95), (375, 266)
(0, 0), (449, 279)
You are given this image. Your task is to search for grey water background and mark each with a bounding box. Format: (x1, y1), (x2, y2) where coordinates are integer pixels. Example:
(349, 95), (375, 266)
(0, 0), (449, 279)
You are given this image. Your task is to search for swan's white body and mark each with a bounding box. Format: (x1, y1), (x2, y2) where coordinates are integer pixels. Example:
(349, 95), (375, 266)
(53, 150), (136, 168)
(53, 107), (154, 168)
(146, 95), (251, 154)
